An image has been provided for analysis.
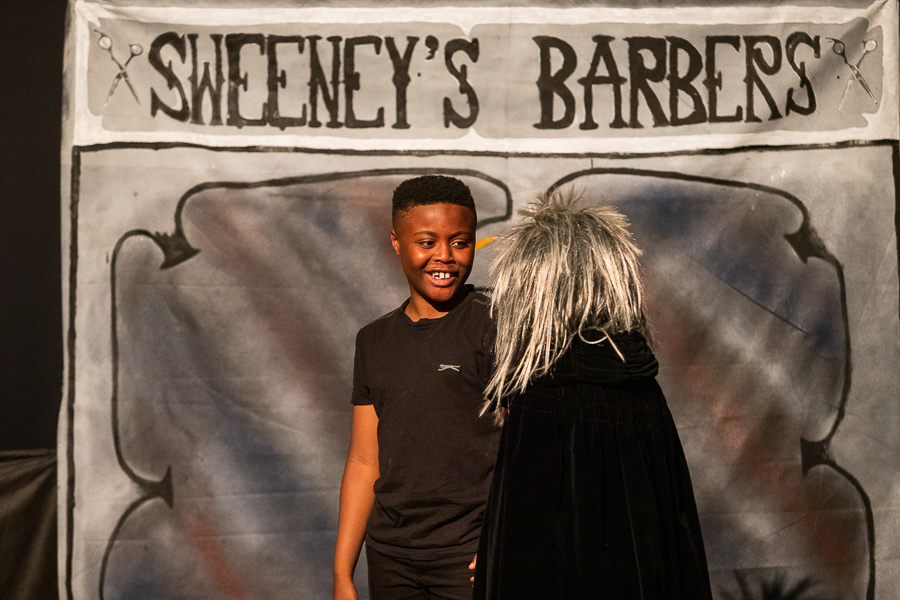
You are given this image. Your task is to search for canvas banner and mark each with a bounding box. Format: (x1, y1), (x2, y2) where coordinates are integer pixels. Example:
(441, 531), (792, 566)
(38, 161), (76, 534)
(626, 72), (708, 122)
(61, 1), (900, 598)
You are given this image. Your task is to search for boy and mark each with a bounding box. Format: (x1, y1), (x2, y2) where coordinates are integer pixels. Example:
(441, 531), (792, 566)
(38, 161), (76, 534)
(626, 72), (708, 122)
(333, 175), (499, 600)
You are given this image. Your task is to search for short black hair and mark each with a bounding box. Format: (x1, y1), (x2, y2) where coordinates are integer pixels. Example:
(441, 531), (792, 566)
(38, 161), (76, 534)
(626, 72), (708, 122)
(391, 175), (477, 225)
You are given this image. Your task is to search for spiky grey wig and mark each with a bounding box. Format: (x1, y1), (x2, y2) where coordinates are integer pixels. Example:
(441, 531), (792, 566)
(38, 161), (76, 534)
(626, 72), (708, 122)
(482, 188), (650, 415)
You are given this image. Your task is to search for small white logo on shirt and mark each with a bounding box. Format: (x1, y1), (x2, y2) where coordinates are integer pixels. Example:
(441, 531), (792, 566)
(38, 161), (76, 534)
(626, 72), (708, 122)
(438, 364), (460, 372)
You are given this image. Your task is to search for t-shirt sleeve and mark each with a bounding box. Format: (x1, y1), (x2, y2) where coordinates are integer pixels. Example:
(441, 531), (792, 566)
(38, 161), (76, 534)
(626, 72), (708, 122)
(474, 299), (496, 387)
(478, 318), (496, 383)
(350, 329), (373, 406)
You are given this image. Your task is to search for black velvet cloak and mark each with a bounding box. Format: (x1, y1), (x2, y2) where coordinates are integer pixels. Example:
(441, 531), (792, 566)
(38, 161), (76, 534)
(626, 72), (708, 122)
(473, 332), (712, 600)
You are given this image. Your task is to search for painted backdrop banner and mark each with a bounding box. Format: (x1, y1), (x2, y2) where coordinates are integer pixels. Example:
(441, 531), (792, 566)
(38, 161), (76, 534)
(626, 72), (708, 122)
(60, 1), (900, 599)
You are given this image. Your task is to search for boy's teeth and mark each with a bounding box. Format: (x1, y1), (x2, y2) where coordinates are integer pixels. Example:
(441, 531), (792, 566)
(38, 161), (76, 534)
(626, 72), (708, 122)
(432, 272), (451, 279)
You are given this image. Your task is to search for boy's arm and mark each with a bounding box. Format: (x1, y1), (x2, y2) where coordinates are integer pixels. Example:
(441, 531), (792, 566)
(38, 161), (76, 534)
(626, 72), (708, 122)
(334, 404), (380, 600)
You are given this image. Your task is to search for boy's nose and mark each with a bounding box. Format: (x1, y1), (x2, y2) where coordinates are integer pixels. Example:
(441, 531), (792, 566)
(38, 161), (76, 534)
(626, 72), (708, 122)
(434, 242), (453, 261)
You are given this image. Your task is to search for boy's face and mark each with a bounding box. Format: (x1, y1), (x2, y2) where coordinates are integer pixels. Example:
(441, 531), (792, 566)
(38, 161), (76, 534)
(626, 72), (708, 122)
(391, 203), (476, 317)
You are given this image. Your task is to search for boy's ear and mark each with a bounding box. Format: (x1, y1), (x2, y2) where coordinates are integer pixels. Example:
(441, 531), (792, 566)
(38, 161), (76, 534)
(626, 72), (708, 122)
(390, 229), (400, 255)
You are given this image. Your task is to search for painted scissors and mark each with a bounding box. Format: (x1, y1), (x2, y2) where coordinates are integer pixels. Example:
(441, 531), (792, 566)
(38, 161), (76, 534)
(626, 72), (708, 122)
(828, 38), (878, 106)
(96, 31), (142, 106)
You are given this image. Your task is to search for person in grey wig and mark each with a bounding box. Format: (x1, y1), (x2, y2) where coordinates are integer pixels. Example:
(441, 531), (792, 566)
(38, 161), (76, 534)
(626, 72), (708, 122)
(472, 188), (712, 599)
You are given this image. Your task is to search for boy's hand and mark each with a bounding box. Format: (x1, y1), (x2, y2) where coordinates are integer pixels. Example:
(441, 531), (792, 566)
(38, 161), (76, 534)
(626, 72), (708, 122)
(469, 554), (477, 583)
(333, 576), (358, 600)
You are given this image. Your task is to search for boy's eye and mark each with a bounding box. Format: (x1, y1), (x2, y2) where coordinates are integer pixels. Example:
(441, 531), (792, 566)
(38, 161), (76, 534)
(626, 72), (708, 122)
(418, 240), (435, 248)
(452, 240), (471, 248)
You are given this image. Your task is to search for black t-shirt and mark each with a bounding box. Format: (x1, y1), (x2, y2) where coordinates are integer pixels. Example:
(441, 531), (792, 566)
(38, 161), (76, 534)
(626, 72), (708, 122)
(351, 287), (499, 559)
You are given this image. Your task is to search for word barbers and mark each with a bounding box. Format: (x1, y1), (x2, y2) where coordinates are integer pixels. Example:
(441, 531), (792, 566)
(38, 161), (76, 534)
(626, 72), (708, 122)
(535, 33), (821, 130)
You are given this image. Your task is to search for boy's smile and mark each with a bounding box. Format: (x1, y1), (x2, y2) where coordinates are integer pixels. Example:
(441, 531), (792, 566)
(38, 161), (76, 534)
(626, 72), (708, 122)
(391, 203), (476, 321)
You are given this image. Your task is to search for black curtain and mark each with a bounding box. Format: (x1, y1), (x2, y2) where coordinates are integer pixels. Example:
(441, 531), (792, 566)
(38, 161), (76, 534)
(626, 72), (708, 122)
(0, 2), (66, 599)
(0, 451), (57, 600)
(0, 0), (65, 450)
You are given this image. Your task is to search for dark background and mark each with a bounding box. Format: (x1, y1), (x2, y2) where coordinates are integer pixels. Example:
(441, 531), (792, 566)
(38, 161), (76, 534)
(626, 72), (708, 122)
(1, 1), (67, 451)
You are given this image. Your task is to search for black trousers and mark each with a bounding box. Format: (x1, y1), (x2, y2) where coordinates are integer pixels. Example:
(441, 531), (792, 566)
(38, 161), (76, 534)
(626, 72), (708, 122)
(366, 545), (474, 600)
